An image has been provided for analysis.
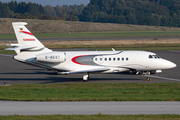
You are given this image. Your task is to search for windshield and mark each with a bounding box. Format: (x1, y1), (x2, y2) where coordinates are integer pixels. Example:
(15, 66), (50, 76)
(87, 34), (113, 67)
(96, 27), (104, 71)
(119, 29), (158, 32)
(149, 55), (160, 59)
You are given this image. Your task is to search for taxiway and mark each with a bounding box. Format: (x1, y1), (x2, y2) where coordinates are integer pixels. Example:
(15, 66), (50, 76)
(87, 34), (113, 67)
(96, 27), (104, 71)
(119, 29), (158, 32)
(0, 101), (180, 115)
(0, 51), (179, 84)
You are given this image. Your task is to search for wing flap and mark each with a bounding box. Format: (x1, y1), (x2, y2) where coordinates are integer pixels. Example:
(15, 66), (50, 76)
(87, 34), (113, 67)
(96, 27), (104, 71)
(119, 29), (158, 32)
(59, 68), (109, 75)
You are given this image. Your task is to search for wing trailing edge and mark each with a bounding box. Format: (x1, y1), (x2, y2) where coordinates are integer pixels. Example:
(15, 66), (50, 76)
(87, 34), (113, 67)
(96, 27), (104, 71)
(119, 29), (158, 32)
(58, 68), (110, 75)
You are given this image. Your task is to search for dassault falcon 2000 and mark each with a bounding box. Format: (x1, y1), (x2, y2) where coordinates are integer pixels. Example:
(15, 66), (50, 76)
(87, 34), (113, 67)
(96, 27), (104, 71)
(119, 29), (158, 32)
(6, 22), (176, 81)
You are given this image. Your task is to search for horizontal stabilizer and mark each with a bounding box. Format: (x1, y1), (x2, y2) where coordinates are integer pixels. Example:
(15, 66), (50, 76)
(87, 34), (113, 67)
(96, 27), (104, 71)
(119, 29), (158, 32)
(5, 45), (37, 51)
(59, 68), (109, 75)
(6, 44), (19, 47)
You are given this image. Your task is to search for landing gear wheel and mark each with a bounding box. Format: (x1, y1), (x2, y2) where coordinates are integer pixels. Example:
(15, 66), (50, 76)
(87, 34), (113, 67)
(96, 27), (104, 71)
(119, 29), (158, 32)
(145, 71), (152, 81)
(145, 77), (151, 81)
(83, 79), (89, 82)
(83, 73), (89, 82)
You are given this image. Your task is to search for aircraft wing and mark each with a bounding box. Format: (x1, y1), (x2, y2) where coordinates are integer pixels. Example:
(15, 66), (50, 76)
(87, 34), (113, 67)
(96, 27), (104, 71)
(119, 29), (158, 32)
(59, 68), (110, 75)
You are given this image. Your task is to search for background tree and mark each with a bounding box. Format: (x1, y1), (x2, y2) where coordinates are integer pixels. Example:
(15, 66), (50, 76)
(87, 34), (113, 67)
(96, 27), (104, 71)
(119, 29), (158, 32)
(79, 0), (180, 27)
(1, 0), (180, 27)
(0, 2), (11, 18)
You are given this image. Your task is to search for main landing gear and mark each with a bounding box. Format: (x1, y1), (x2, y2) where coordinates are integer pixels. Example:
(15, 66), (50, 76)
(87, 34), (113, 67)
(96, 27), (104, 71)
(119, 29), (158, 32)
(83, 73), (89, 82)
(145, 71), (151, 81)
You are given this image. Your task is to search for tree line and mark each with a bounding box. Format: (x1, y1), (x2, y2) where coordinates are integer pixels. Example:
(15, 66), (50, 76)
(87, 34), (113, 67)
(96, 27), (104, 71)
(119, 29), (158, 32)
(79, 0), (180, 27)
(0, 1), (84, 20)
(1, 0), (180, 27)
(0, 1), (50, 19)
(44, 4), (85, 21)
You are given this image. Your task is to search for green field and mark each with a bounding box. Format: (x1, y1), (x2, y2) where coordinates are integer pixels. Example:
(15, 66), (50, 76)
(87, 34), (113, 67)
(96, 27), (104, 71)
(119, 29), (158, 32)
(1, 31), (180, 39)
(1, 43), (180, 54)
(29, 31), (180, 38)
(1, 114), (180, 120)
(90, 44), (180, 51)
(1, 30), (180, 52)
(0, 83), (180, 101)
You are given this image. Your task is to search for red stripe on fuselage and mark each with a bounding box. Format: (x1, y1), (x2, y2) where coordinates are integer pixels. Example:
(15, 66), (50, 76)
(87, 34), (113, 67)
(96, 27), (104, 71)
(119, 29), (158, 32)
(71, 55), (87, 65)
(19, 31), (34, 36)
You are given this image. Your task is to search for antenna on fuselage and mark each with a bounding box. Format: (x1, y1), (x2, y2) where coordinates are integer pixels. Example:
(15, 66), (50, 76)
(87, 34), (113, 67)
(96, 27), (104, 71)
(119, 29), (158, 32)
(112, 48), (115, 51)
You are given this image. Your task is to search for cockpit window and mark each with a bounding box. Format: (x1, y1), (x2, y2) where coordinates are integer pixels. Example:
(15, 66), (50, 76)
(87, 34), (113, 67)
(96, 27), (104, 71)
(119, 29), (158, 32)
(156, 55), (160, 58)
(149, 55), (153, 58)
(149, 55), (161, 59)
(153, 55), (157, 58)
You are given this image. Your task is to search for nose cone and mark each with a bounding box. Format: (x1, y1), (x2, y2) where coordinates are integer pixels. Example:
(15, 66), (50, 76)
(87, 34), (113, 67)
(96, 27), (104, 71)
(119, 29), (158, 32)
(162, 59), (177, 69)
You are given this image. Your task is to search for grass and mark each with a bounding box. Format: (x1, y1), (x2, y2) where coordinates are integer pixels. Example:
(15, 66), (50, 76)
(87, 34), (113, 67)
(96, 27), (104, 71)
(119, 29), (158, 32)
(1, 43), (180, 54)
(1, 18), (180, 35)
(1, 31), (180, 39)
(0, 83), (180, 101)
(89, 44), (180, 51)
(0, 34), (15, 39)
(45, 43), (180, 49)
(18, 31), (180, 38)
(0, 50), (15, 54)
(1, 38), (180, 55)
(32, 43), (180, 51)
(0, 114), (180, 120)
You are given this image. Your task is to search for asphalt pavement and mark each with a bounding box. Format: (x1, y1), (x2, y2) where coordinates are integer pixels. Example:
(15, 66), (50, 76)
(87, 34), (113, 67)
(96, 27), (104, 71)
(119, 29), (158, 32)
(0, 51), (180, 84)
(0, 101), (180, 115)
(0, 50), (180, 116)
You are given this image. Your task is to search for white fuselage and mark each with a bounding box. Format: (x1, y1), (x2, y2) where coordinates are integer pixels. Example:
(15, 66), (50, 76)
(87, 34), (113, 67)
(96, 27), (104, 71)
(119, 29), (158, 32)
(14, 50), (176, 74)
(9, 22), (177, 81)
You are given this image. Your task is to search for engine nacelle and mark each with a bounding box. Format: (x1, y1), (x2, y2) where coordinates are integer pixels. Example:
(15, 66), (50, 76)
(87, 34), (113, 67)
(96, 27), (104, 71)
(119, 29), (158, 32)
(36, 52), (66, 63)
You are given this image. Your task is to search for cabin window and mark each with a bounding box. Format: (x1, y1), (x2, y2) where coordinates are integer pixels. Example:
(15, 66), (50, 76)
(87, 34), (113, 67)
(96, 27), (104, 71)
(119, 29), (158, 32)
(100, 58), (102, 61)
(122, 58), (124, 61)
(105, 58), (107, 61)
(109, 58), (111, 61)
(113, 58), (116, 61)
(126, 58), (129, 61)
(95, 58), (98, 61)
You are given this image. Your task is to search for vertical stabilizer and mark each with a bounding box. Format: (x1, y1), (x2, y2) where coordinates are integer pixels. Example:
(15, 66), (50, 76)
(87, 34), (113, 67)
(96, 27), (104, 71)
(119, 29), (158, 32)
(12, 22), (44, 48)
(9, 22), (52, 55)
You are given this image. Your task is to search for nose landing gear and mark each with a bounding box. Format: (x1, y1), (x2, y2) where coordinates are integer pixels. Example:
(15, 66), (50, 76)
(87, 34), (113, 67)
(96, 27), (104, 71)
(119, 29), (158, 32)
(145, 77), (152, 81)
(145, 71), (151, 81)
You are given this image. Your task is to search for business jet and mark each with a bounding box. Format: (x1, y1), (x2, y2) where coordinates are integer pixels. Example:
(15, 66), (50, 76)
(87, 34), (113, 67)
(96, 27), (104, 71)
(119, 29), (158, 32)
(6, 22), (176, 81)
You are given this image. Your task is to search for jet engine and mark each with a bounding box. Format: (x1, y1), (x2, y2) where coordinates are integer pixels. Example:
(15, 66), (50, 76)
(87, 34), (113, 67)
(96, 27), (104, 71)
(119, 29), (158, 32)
(36, 52), (66, 63)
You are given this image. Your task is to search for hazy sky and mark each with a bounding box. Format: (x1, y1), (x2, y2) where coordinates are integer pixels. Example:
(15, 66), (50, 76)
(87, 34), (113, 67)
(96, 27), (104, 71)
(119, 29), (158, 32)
(0, 0), (90, 6)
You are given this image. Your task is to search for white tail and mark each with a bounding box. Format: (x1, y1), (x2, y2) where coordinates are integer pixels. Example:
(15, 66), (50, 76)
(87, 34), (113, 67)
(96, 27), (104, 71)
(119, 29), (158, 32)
(12, 22), (44, 48)
(6, 22), (52, 54)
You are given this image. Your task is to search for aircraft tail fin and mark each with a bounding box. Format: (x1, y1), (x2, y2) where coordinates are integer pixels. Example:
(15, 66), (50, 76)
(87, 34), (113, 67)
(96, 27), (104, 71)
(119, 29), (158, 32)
(7, 22), (51, 54)
(12, 22), (44, 48)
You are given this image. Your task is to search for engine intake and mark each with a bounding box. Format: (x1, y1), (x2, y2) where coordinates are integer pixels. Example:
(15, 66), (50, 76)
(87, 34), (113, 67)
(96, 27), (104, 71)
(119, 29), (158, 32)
(36, 52), (66, 63)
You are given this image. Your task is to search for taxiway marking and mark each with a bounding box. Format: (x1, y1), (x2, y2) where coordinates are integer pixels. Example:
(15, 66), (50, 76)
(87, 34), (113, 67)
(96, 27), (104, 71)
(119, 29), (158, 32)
(147, 75), (180, 82)
(0, 54), (13, 57)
